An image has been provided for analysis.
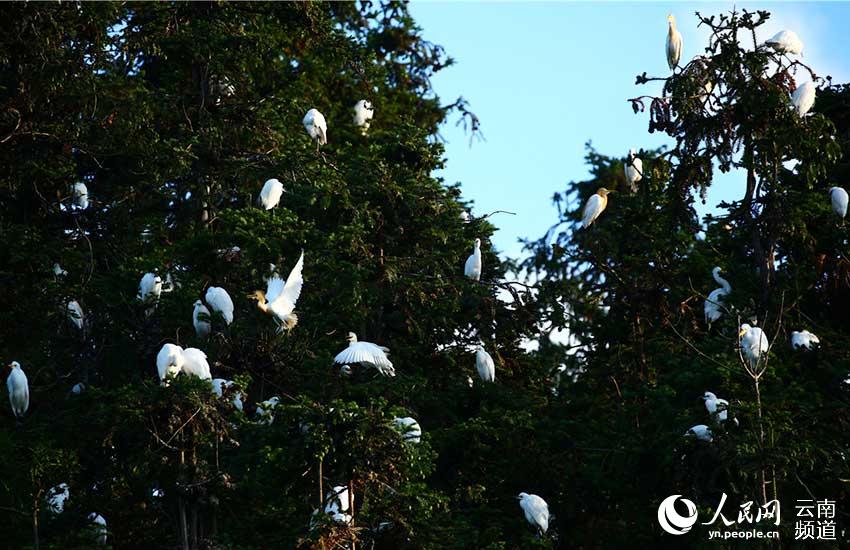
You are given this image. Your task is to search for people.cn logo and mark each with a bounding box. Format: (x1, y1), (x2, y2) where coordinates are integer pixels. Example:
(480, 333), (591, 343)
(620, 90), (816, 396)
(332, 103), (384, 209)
(657, 495), (699, 535)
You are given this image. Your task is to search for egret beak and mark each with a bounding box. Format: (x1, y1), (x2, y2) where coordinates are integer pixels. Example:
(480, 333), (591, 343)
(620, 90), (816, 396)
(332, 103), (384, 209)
(738, 328), (747, 338)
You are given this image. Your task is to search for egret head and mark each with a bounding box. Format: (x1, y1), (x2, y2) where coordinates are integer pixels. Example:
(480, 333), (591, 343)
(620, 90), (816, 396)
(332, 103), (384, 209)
(702, 391), (716, 401)
(248, 289), (266, 303)
(7, 361), (20, 370)
(712, 266), (722, 275)
(738, 324), (752, 338)
(597, 187), (612, 197)
(474, 238), (481, 248)
(340, 365), (353, 377)
(628, 148), (637, 157)
(346, 332), (358, 343)
(193, 299), (203, 307)
(667, 14), (676, 26)
(517, 492), (529, 500)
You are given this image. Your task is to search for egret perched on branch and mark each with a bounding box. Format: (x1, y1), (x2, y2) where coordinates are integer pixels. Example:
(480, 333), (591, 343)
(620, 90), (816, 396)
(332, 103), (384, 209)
(684, 424), (713, 442)
(71, 382), (85, 395)
(181, 348), (212, 380)
(88, 512), (107, 545)
(156, 343), (185, 384)
(791, 330), (820, 350)
(250, 251), (304, 332)
(303, 108), (327, 146)
(517, 493), (549, 534)
(258, 178), (284, 210)
(464, 238), (482, 281)
(333, 333), (395, 376)
(67, 300), (85, 331)
(71, 182), (89, 210)
(792, 82), (816, 117)
(765, 30), (804, 55)
(581, 188), (612, 228)
(212, 378), (243, 411)
(666, 14), (683, 70)
(205, 286), (234, 325)
(475, 345), (495, 382)
(739, 324), (768, 367)
(704, 267), (731, 327)
(53, 263), (67, 277)
(193, 300), (211, 339)
(830, 186), (848, 219)
(393, 417), (422, 443)
(324, 485), (352, 524)
(624, 149), (643, 192)
(702, 392), (735, 425)
(138, 273), (162, 303)
(353, 99), (374, 133)
(48, 483), (69, 514)
(256, 396), (280, 425)
(6, 361), (29, 419)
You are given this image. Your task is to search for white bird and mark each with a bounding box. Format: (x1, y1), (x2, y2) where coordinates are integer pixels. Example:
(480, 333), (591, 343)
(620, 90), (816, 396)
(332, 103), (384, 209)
(181, 348), (212, 380)
(156, 343), (185, 384)
(791, 330), (820, 350)
(393, 416), (422, 443)
(67, 300), (85, 331)
(624, 149), (643, 192)
(193, 300), (211, 339)
(581, 188), (612, 228)
(303, 108), (327, 146)
(460, 210), (471, 223)
(258, 178), (284, 210)
(205, 286), (234, 325)
(48, 483), (69, 514)
(464, 238), (482, 281)
(684, 424), (713, 442)
(792, 81), (816, 117)
(256, 396), (280, 425)
(702, 391), (735, 424)
(6, 361), (29, 419)
(765, 30), (804, 55)
(333, 333), (395, 376)
(88, 512), (107, 545)
(250, 251), (304, 332)
(739, 324), (769, 367)
(666, 14), (683, 70)
(138, 272), (163, 303)
(830, 186), (848, 219)
(322, 485), (353, 524)
(53, 263), (67, 277)
(71, 382), (85, 395)
(212, 378), (243, 411)
(353, 99), (374, 133)
(704, 267), (731, 326)
(339, 365), (353, 377)
(475, 345), (496, 382)
(517, 492), (549, 533)
(71, 182), (89, 210)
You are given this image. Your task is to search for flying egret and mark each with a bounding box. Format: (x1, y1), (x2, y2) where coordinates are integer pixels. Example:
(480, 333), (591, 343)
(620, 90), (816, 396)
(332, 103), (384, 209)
(791, 330), (820, 350)
(156, 343), (185, 384)
(48, 483), (69, 514)
(6, 361), (29, 419)
(181, 348), (212, 380)
(765, 30), (803, 55)
(250, 250), (304, 332)
(88, 512), (107, 545)
(333, 333), (395, 376)
(792, 82), (816, 117)
(393, 417), (422, 443)
(517, 493), (549, 534)
(71, 182), (89, 210)
(704, 267), (731, 327)
(256, 396), (280, 425)
(258, 178), (284, 210)
(53, 263), (67, 277)
(684, 424), (713, 442)
(666, 14), (683, 70)
(138, 273), (162, 303)
(739, 324), (769, 367)
(212, 378), (243, 411)
(67, 300), (85, 331)
(205, 286), (234, 325)
(830, 186), (848, 219)
(624, 149), (643, 192)
(464, 238), (482, 281)
(353, 99), (374, 133)
(193, 300), (211, 339)
(303, 108), (327, 146)
(581, 188), (612, 228)
(702, 391), (736, 425)
(475, 345), (496, 382)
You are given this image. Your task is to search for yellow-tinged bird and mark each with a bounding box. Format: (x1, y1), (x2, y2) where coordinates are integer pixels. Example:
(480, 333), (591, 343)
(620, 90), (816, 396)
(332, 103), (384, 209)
(666, 14), (683, 71)
(581, 188), (612, 228)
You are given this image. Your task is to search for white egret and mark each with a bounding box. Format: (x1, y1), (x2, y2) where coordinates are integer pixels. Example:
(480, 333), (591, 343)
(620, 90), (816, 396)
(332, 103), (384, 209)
(333, 333), (395, 376)
(339, 365), (353, 377)
(258, 178), (284, 210)
(666, 14), (683, 70)
(180, 348), (211, 380)
(353, 99), (374, 133)
(702, 391), (735, 424)
(517, 493), (549, 534)
(193, 300), (211, 339)
(830, 186), (848, 219)
(765, 30), (803, 55)
(6, 361), (29, 419)
(303, 108), (327, 146)
(393, 417), (422, 443)
(71, 182), (89, 210)
(581, 188), (612, 228)
(205, 286), (234, 325)
(704, 267), (731, 327)
(325, 485), (352, 524)
(67, 300), (85, 331)
(625, 149), (643, 192)
(250, 250), (304, 332)
(71, 382), (85, 395)
(256, 396), (280, 425)
(684, 424), (713, 442)
(88, 512), (107, 545)
(792, 82), (816, 117)
(739, 324), (769, 367)
(791, 330), (820, 350)
(475, 345), (496, 382)
(212, 378), (243, 411)
(464, 238), (482, 281)
(48, 483), (69, 514)
(53, 263), (67, 277)
(460, 210), (471, 223)
(156, 343), (185, 384)
(138, 272), (162, 303)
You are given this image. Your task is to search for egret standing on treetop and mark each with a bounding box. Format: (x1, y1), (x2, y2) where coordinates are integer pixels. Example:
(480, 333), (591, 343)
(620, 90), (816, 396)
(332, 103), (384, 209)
(333, 333), (395, 376)
(464, 238), (482, 281)
(739, 324), (769, 367)
(205, 286), (234, 325)
(258, 178), (284, 210)
(765, 30), (804, 55)
(684, 424), (713, 442)
(353, 99), (374, 133)
(517, 493), (549, 534)
(193, 300), (211, 339)
(704, 267), (731, 327)
(475, 345), (496, 382)
(702, 391), (734, 424)
(6, 361), (29, 419)
(625, 149), (642, 192)
(303, 108), (327, 147)
(250, 250), (304, 332)
(156, 343), (185, 384)
(830, 186), (848, 219)
(181, 348), (212, 380)
(666, 14), (683, 70)
(581, 188), (612, 228)
(792, 82), (816, 116)
(791, 330), (820, 350)
(138, 272), (162, 305)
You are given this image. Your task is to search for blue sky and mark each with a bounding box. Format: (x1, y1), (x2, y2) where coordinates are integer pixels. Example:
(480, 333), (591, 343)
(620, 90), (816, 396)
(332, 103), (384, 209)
(410, 2), (850, 259)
